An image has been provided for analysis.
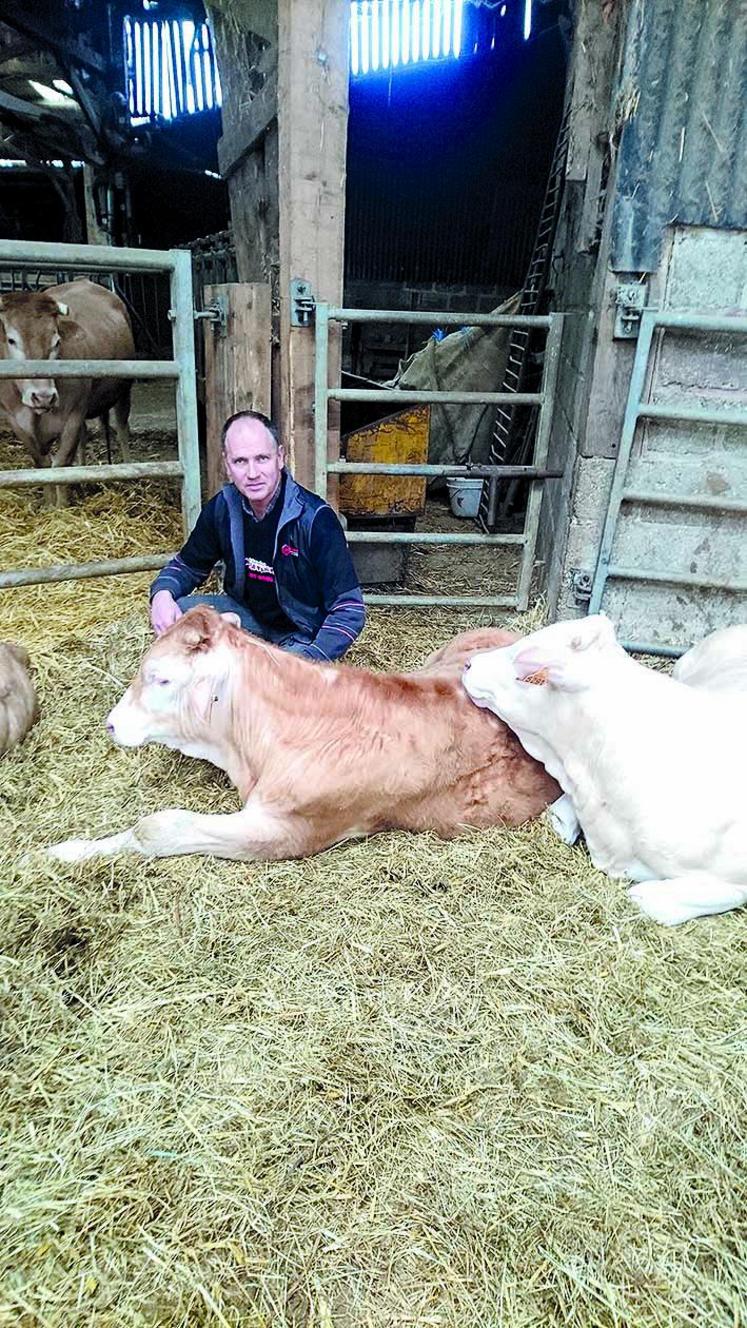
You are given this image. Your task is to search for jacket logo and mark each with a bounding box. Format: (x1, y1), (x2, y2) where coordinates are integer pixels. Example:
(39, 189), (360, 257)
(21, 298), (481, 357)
(281, 543), (299, 557)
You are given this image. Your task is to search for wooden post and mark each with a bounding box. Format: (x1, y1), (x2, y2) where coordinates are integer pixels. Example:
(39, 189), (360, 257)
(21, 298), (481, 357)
(277, 0), (349, 492)
(203, 282), (272, 497)
(82, 165), (108, 245)
(207, 0), (349, 495)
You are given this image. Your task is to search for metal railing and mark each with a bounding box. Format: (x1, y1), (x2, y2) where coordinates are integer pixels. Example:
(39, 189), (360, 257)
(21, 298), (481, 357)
(0, 239), (201, 591)
(589, 308), (747, 653)
(315, 305), (565, 610)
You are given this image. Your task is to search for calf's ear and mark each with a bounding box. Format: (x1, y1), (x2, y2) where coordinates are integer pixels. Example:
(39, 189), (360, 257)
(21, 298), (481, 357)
(513, 649), (566, 686)
(220, 612), (242, 629)
(179, 605), (220, 652)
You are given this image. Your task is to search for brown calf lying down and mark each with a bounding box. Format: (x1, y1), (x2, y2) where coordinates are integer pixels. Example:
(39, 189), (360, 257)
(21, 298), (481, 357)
(49, 607), (559, 864)
(0, 641), (38, 756)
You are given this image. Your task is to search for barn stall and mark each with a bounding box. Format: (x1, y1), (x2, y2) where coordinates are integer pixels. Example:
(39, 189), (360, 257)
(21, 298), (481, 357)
(1, 1), (746, 1325)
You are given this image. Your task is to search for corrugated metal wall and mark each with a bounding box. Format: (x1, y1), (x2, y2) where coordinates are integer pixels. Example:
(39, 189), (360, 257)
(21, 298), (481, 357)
(612, 0), (747, 272)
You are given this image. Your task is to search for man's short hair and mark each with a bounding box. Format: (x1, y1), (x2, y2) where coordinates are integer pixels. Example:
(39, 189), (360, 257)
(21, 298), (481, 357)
(221, 410), (281, 450)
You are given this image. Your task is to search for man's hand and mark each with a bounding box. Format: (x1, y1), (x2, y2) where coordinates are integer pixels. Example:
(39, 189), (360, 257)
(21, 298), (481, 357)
(150, 590), (182, 636)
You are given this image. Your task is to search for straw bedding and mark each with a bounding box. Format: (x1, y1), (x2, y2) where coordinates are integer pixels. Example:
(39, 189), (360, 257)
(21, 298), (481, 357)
(1, 442), (746, 1327)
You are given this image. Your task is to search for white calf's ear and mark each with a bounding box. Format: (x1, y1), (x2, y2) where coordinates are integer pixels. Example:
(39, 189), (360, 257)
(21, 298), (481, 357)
(570, 613), (616, 653)
(220, 612), (242, 629)
(55, 301), (69, 317)
(513, 648), (566, 687)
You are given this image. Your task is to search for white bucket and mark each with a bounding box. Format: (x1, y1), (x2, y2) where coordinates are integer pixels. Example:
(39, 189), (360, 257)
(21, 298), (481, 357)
(446, 477), (483, 519)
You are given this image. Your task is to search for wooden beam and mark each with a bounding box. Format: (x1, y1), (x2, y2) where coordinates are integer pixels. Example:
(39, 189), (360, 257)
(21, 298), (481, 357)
(203, 282), (272, 498)
(82, 164), (108, 244)
(277, 0), (349, 492)
(216, 60), (277, 179)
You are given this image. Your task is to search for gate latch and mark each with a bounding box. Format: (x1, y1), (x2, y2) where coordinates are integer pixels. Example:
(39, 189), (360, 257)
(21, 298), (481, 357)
(290, 278), (315, 327)
(571, 568), (593, 604)
(613, 282), (647, 339)
(193, 295), (228, 337)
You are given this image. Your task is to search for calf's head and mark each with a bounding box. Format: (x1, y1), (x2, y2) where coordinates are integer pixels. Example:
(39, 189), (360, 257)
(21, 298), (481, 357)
(463, 614), (622, 725)
(0, 290), (69, 412)
(106, 607), (240, 749)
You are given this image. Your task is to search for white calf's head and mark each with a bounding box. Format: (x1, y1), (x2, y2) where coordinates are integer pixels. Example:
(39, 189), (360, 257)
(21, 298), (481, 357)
(463, 614), (622, 725)
(106, 607), (237, 750)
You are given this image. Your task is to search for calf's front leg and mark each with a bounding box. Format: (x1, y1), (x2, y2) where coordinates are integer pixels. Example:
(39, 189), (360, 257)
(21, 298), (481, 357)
(629, 875), (747, 926)
(546, 793), (581, 845)
(48, 802), (297, 864)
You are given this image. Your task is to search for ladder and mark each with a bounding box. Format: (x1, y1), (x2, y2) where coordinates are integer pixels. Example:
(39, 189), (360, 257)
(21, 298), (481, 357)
(478, 100), (571, 532)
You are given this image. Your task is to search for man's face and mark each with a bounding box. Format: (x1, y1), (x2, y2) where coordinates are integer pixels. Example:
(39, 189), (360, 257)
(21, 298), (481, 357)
(223, 418), (284, 510)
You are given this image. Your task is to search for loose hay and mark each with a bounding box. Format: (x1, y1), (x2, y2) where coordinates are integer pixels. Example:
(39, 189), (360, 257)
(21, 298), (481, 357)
(1, 457), (746, 1328)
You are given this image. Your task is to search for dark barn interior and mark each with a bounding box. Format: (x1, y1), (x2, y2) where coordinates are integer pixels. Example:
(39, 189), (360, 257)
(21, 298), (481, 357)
(0, 0), (569, 371)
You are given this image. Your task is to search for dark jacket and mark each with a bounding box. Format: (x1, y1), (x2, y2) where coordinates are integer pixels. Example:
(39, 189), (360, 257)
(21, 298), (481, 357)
(151, 474), (365, 661)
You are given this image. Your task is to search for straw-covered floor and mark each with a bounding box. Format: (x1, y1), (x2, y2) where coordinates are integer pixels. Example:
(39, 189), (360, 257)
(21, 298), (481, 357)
(1, 441), (746, 1328)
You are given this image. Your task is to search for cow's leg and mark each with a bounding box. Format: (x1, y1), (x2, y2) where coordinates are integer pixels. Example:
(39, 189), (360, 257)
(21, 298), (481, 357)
(51, 406), (86, 507)
(48, 801), (298, 865)
(113, 384), (131, 462)
(546, 793), (581, 845)
(76, 420), (88, 466)
(628, 875), (747, 926)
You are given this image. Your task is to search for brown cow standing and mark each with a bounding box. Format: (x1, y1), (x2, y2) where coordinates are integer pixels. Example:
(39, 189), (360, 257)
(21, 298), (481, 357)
(49, 608), (559, 865)
(0, 279), (134, 485)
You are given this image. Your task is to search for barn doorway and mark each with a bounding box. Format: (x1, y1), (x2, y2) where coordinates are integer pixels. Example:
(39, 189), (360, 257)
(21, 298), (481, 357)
(338, 0), (572, 598)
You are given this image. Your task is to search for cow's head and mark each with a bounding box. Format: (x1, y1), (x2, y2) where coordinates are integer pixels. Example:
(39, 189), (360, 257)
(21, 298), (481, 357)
(106, 607), (241, 751)
(0, 290), (69, 412)
(462, 614), (622, 724)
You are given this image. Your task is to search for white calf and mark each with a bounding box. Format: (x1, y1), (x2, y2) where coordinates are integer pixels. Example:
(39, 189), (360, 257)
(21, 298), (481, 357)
(462, 615), (747, 926)
(672, 624), (747, 694)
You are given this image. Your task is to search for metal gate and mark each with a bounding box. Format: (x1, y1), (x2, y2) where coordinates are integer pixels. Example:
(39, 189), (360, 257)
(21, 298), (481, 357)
(589, 308), (747, 655)
(314, 304), (565, 611)
(0, 238), (201, 590)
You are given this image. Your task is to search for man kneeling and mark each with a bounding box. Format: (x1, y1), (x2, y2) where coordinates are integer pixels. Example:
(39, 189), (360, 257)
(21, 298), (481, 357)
(150, 410), (365, 662)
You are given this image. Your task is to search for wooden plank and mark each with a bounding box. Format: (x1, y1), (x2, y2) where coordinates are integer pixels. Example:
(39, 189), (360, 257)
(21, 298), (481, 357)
(82, 164), (108, 245)
(217, 62), (278, 178)
(203, 282), (272, 497)
(207, 1), (279, 286)
(277, 0), (349, 493)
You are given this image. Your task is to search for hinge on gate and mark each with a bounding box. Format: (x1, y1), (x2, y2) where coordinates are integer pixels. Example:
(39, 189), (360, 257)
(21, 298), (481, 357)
(192, 295), (228, 337)
(613, 281), (647, 339)
(290, 278), (316, 328)
(572, 568), (593, 604)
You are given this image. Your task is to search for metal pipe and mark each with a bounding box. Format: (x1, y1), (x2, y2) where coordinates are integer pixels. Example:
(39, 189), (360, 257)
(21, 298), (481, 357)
(606, 565), (747, 593)
(517, 313), (564, 610)
(171, 248), (202, 532)
(0, 461), (182, 488)
(622, 641), (685, 658)
(622, 489), (747, 515)
(329, 462), (562, 478)
(0, 359), (178, 379)
(364, 593), (518, 608)
(0, 238), (179, 272)
(652, 311), (747, 334)
(588, 315), (657, 615)
(326, 307), (552, 328)
(345, 530), (525, 546)
(314, 299), (330, 500)
(329, 388), (542, 405)
(638, 402), (747, 428)
(0, 553), (172, 589)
